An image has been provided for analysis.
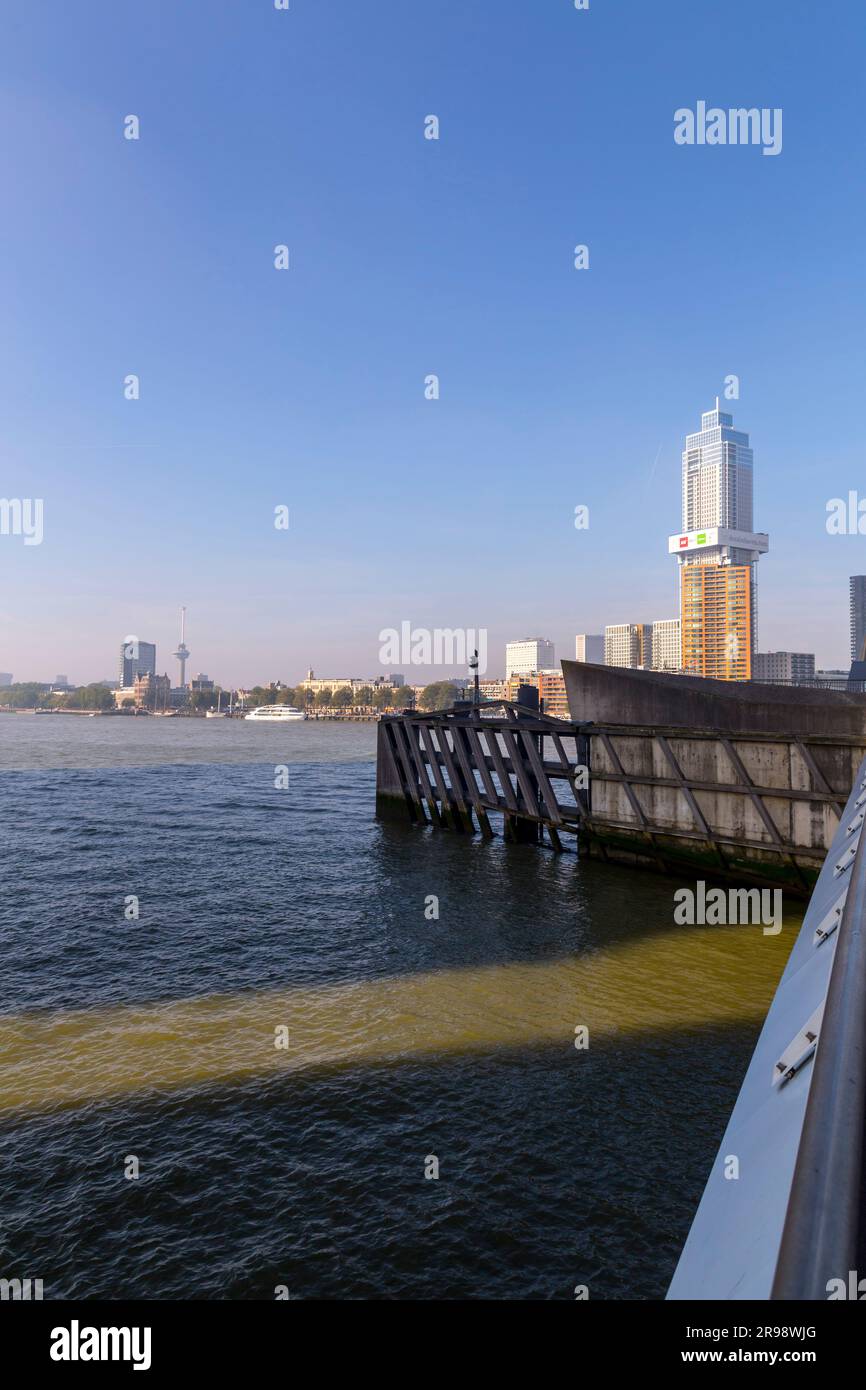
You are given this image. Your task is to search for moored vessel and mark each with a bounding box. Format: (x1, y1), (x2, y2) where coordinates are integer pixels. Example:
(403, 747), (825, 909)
(244, 705), (306, 722)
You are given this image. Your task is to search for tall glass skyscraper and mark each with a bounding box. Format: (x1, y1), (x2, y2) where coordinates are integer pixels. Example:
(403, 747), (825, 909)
(118, 639), (156, 688)
(682, 400), (754, 536)
(668, 402), (769, 680)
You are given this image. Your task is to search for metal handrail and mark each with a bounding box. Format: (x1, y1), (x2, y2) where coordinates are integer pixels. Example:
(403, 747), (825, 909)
(771, 797), (866, 1299)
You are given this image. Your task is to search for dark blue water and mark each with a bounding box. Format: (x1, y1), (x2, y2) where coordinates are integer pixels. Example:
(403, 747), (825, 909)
(0, 725), (797, 1299)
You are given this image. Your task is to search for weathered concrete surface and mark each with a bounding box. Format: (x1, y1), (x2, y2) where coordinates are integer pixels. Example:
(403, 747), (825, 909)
(582, 729), (866, 890)
(562, 661), (866, 737)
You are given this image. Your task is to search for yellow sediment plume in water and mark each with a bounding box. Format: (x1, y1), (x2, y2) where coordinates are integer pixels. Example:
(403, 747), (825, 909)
(0, 922), (797, 1115)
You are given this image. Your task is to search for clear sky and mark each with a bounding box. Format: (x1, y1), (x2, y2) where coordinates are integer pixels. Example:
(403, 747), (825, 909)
(2, 0), (864, 686)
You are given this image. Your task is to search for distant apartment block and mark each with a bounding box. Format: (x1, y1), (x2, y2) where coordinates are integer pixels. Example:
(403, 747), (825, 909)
(536, 669), (570, 718)
(651, 619), (681, 672)
(118, 639), (156, 689)
(0, 672), (12, 686)
(752, 651), (816, 684)
(500, 670), (566, 717)
(574, 634), (604, 663)
(604, 623), (650, 669)
(505, 638), (555, 678)
(681, 565), (752, 681)
(850, 577), (866, 661)
(478, 679), (508, 701)
(504, 676), (531, 702)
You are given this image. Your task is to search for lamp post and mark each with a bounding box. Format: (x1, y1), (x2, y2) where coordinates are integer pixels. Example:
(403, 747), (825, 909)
(469, 648), (480, 707)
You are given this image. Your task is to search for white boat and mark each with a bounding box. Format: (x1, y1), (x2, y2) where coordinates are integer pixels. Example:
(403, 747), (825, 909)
(244, 704), (306, 722)
(206, 691), (229, 718)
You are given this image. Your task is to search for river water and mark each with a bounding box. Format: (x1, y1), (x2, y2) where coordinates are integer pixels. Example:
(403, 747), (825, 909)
(0, 715), (801, 1299)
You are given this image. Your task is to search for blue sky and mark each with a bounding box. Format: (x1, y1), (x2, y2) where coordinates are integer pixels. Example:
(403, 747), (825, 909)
(2, 0), (864, 685)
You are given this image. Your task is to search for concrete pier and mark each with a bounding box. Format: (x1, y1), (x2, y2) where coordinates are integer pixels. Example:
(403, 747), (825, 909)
(376, 668), (866, 891)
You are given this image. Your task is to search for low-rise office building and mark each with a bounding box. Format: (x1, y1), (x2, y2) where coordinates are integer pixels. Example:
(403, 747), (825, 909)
(752, 651), (816, 684)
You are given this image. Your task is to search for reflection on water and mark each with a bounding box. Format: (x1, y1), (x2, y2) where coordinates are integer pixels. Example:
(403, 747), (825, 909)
(0, 723), (802, 1298)
(1, 929), (794, 1115)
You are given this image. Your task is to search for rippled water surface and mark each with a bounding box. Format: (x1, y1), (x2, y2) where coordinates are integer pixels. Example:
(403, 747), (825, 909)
(0, 716), (800, 1298)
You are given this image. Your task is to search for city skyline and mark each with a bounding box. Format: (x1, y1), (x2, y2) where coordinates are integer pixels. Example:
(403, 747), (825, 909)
(3, 0), (865, 1324)
(3, 375), (862, 686)
(0, 596), (846, 692)
(2, 2), (865, 683)
(2, 441), (859, 689)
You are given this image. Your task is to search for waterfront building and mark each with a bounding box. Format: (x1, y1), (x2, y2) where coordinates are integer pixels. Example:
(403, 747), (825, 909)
(604, 623), (650, 669)
(0, 672), (12, 686)
(191, 673), (215, 692)
(850, 577), (866, 661)
(500, 670), (568, 716)
(133, 672), (171, 710)
(752, 651), (816, 684)
(113, 672), (171, 710)
(300, 671), (356, 696)
(478, 679), (508, 701)
(574, 634), (604, 663)
(536, 669), (570, 718)
(668, 401), (768, 680)
(505, 638), (555, 678)
(504, 674), (534, 704)
(118, 639), (156, 688)
(651, 619), (682, 672)
(300, 670), (406, 697)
